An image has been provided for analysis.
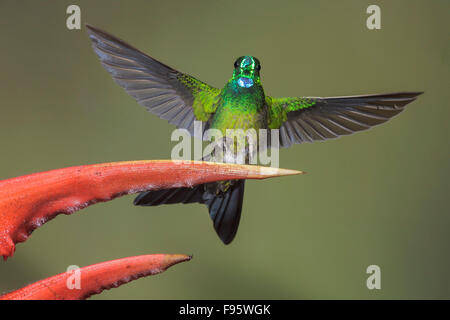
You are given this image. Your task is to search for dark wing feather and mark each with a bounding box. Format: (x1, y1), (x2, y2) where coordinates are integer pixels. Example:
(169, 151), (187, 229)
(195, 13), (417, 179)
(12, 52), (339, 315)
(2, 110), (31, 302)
(86, 25), (220, 136)
(268, 92), (423, 148)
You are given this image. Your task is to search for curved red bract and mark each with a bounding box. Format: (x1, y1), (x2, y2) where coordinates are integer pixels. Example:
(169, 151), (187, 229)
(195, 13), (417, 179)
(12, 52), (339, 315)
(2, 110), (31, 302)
(0, 160), (300, 259)
(0, 254), (191, 300)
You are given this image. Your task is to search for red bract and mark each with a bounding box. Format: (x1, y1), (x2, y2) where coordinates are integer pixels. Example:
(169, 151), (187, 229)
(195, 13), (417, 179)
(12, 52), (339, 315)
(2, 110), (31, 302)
(0, 253), (191, 300)
(0, 160), (301, 259)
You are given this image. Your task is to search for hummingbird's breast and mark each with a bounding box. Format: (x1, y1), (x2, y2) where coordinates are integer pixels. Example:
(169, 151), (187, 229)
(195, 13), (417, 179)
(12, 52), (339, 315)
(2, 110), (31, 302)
(206, 82), (267, 166)
(210, 82), (267, 132)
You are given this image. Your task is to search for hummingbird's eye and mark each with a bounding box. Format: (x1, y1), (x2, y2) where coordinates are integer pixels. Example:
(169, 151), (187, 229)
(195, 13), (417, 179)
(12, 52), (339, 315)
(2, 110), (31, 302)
(256, 64), (261, 71)
(234, 60), (239, 68)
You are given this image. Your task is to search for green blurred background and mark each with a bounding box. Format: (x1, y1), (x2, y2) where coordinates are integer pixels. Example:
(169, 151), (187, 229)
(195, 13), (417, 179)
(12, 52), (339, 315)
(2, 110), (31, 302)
(0, 0), (449, 299)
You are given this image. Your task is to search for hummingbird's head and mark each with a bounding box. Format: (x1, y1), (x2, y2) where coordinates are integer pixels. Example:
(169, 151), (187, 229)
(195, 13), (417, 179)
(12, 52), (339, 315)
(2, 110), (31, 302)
(232, 56), (261, 88)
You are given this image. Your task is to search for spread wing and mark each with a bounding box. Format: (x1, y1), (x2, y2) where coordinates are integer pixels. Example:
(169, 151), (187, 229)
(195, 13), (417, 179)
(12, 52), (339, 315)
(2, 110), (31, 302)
(86, 25), (220, 136)
(266, 92), (423, 148)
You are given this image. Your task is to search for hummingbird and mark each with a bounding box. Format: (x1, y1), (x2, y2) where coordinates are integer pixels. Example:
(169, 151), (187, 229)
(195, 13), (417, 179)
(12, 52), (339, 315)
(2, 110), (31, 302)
(86, 25), (422, 245)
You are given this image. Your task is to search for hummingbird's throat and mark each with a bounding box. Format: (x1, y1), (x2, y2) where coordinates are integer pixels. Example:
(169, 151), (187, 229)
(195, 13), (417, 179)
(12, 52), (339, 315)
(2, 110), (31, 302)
(237, 77), (254, 88)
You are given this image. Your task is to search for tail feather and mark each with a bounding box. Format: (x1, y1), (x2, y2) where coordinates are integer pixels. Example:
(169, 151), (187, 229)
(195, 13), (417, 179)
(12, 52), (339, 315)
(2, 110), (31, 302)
(133, 181), (245, 244)
(134, 186), (204, 206)
(204, 181), (245, 244)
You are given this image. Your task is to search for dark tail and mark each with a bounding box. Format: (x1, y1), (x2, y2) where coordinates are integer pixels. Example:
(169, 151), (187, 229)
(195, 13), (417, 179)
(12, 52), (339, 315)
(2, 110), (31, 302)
(134, 181), (245, 244)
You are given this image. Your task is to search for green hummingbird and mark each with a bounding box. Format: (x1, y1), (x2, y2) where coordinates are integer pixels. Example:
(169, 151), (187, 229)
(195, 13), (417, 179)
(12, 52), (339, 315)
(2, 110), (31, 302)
(87, 25), (422, 245)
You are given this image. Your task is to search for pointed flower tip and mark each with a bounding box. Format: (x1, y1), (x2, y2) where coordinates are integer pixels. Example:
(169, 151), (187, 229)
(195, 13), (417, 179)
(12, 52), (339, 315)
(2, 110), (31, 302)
(257, 166), (305, 177)
(0, 253), (193, 300)
(164, 254), (192, 270)
(201, 161), (304, 179)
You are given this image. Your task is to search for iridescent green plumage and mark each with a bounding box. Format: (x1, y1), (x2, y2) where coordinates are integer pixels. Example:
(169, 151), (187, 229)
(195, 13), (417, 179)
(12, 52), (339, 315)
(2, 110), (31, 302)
(177, 73), (219, 122)
(210, 56), (266, 132)
(87, 25), (422, 244)
(266, 96), (316, 129)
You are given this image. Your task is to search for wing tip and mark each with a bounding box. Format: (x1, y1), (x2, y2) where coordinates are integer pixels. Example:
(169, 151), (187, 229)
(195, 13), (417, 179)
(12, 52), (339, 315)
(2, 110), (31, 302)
(85, 24), (107, 38)
(390, 91), (424, 100)
(85, 23), (145, 55)
(85, 23), (104, 40)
